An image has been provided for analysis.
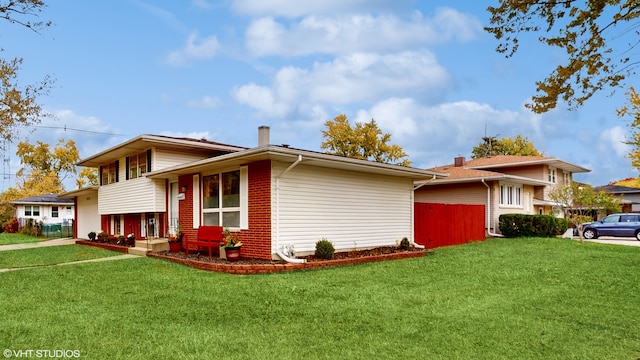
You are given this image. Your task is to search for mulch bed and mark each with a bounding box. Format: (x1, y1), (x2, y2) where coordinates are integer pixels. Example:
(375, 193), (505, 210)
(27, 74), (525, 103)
(76, 240), (433, 274)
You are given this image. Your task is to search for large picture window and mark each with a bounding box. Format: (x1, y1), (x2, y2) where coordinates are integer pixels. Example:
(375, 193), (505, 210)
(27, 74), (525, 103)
(499, 182), (522, 207)
(202, 170), (241, 227)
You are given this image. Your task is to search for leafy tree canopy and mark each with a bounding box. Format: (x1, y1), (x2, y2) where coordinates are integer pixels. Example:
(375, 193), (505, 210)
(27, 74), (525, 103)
(0, 0), (52, 149)
(471, 134), (543, 159)
(14, 138), (79, 195)
(618, 86), (640, 173)
(486, 0), (640, 113)
(321, 114), (411, 167)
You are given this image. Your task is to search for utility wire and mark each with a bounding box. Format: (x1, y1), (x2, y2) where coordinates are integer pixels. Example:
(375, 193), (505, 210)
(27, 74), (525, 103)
(34, 125), (127, 137)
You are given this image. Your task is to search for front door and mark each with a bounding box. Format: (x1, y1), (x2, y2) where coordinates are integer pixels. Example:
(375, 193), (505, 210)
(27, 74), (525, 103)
(124, 214), (141, 239)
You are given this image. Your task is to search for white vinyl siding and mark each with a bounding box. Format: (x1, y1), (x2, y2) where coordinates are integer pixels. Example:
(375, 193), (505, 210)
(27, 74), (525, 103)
(154, 149), (212, 170)
(273, 162), (413, 255)
(77, 193), (99, 239)
(98, 177), (166, 214)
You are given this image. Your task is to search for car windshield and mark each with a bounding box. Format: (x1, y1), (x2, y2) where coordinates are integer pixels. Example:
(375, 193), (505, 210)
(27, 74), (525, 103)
(602, 215), (621, 223)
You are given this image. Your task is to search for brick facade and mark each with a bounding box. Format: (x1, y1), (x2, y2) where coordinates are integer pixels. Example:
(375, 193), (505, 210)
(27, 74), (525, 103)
(177, 160), (273, 260)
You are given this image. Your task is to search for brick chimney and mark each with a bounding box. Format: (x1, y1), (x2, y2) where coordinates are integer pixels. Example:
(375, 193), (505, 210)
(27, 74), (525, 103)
(454, 156), (466, 167)
(258, 126), (270, 146)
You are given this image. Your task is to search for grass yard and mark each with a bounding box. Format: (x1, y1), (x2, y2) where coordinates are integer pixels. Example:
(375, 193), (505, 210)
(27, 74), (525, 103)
(0, 233), (42, 245)
(0, 245), (124, 270)
(0, 238), (639, 359)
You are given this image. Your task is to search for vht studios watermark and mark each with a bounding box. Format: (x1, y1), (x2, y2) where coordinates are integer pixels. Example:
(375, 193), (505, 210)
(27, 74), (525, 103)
(3, 349), (80, 358)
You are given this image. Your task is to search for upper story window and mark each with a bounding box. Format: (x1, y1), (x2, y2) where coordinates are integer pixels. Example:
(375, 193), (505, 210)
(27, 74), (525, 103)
(563, 171), (571, 186)
(24, 205), (40, 217)
(128, 151), (149, 180)
(100, 161), (119, 185)
(499, 182), (522, 207)
(548, 167), (557, 183)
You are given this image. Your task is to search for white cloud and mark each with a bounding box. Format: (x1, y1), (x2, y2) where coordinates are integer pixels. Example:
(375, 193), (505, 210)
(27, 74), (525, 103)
(246, 9), (482, 56)
(599, 126), (631, 158)
(191, 0), (212, 9)
(165, 32), (219, 66)
(159, 130), (212, 140)
(233, 51), (451, 118)
(187, 96), (223, 109)
(231, 83), (291, 118)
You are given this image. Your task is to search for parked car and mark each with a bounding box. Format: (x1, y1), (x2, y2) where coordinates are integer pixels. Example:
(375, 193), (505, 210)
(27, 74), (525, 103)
(581, 213), (640, 240)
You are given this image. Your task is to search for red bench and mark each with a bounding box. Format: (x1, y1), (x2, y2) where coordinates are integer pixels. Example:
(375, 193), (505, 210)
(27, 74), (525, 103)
(184, 226), (224, 257)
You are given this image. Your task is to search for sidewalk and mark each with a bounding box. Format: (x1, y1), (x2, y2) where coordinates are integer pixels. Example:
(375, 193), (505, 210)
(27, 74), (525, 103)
(0, 238), (77, 252)
(0, 238), (141, 273)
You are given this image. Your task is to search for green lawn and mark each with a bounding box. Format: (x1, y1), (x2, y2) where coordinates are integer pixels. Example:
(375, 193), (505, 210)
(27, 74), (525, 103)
(0, 245), (124, 269)
(0, 233), (42, 245)
(0, 238), (638, 359)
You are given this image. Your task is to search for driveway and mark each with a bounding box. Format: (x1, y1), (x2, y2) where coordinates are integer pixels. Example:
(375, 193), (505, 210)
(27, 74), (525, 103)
(580, 236), (640, 247)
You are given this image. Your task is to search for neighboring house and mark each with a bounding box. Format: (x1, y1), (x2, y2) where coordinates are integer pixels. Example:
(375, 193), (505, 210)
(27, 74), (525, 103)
(65, 127), (446, 260)
(415, 155), (590, 235)
(11, 193), (75, 228)
(594, 184), (640, 213)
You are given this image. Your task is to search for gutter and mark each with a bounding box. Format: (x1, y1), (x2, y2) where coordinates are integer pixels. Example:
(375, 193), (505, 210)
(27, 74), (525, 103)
(481, 179), (504, 237)
(275, 155), (306, 264)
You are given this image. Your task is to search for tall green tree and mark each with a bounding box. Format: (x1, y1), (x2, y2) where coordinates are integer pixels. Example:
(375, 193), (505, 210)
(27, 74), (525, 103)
(548, 183), (621, 243)
(471, 134), (542, 159)
(486, 1), (639, 113)
(321, 114), (411, 166)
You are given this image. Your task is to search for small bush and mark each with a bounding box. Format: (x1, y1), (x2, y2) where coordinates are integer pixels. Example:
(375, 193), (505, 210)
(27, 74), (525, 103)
(3, 218), (19, 233)
(399, 237), (410, 250)
(88, 231), (96, 241)
(315, 238), (335, 260)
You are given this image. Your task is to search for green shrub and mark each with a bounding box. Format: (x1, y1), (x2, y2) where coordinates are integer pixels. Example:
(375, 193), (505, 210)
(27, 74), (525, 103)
(499, 214), (568, 238)
(315, 238), (335, 260)
(399, 237), (410, 250)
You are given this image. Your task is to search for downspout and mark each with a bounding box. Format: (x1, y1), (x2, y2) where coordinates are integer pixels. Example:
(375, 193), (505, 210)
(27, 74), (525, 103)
(275, 155), (306, 263)
(482, 179), (503, 237)
(411, 175), (437, 249)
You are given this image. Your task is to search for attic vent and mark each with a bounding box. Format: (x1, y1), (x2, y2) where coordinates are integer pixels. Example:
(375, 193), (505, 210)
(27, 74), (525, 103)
(454, 156), (466, 167)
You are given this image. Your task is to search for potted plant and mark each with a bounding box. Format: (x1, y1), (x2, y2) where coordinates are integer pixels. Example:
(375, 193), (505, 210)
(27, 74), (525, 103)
(126, 233), (136, 247)
(168, 231), (183, 252)
(222, 228), (242, 262)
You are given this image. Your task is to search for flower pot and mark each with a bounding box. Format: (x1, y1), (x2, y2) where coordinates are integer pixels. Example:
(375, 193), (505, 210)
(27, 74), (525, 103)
(169, 241), (182, 252)
(225, 247), (241, 262)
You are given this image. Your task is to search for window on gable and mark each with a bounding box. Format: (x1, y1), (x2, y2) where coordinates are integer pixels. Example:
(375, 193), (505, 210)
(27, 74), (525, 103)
(548, 167), (557, 183)
(499, 182), (523, 207)
(202, 170), (241, 227)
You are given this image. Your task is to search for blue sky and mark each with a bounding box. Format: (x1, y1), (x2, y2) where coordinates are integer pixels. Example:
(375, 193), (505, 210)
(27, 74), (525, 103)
(0, 0), (636, 191)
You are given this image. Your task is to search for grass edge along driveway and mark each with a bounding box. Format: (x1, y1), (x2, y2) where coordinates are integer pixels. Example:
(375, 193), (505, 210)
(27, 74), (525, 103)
(0, 237), (638, 359)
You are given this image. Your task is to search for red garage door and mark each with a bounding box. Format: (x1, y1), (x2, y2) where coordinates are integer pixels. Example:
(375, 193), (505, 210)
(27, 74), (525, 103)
(415, 203), (486, 248)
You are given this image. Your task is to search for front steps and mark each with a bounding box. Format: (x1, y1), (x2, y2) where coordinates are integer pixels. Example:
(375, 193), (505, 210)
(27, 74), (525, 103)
(128, 239), (169, 256)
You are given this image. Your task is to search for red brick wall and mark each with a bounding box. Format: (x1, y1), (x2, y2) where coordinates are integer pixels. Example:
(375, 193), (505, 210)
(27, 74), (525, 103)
(240, 160), (272, 260)
(178, 174), (196, 248)
(177, 162), (272, 260)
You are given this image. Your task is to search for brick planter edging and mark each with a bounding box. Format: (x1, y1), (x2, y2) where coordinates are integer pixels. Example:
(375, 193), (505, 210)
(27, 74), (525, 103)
(148, 249), (431, 275)
(76, 240), (130, 253)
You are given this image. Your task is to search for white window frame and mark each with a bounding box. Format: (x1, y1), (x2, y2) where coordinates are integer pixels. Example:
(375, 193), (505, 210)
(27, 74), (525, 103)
(201, 167), (248, 229)
(563, 171), (571, 186)
(499, 182), (523, 208)
(548, 167), (557, 183)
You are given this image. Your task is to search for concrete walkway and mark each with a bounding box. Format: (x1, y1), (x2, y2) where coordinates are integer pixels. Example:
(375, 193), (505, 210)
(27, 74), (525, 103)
(0, 238), (77, 251)
(581, 236), (640, 247)
(0, 238), (141, 273)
